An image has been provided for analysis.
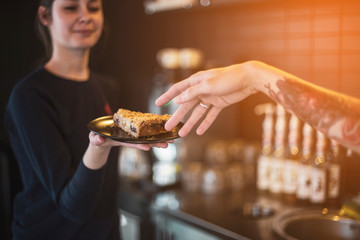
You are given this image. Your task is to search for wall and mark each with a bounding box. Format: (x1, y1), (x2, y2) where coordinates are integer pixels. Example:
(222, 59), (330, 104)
(130, 0), (360, 96)
(98, 0), (360, 141)
(2, 0), (360, 142)
(1, 0), (359, 210)
(110, 0), (360, 194)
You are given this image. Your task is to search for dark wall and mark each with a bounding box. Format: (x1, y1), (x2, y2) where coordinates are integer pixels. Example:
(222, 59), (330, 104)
(1, 1), (41, 146)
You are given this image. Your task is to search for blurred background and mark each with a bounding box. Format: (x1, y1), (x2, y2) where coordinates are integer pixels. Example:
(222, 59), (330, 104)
(2, 0), (360, 143)
(3, 0), (360, 194)
(2, 0), (360, 239)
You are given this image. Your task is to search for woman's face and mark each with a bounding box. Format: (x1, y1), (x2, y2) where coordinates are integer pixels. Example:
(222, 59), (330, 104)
(48, 0), (104, 51)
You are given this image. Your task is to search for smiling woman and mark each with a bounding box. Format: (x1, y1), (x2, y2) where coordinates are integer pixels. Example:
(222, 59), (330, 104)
(36, 0), (104, 81)
(3, 0), (169, 239)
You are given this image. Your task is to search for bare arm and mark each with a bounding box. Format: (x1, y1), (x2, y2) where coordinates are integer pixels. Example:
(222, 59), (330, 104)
(156, 60), (360, 154)
(254, 61), (360, 153)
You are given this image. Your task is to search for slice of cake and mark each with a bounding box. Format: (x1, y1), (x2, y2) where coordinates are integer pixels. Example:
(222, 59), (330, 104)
(113, 109), (171, 138)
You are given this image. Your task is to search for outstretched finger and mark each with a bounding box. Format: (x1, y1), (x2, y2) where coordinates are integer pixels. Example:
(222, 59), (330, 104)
(174, 80), (214, 105)
(178, 101), (210, 137)
(155, 80), (193, 106)
(156, 70), (214, 106)
(196, 107), (222, 135)
(164, 100), (197, 131)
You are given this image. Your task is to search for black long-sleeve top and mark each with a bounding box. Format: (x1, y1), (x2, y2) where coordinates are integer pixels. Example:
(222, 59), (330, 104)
(4, 66), (121, 240)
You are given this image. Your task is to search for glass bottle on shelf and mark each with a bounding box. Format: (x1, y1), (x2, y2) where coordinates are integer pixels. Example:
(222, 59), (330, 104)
(148, 48), (180, 116)
(268, 105), (287, 196)
(227, 139), (246, 192)
(202, 140), (229, 195)
(148, 48), (204, 187)
(309, 131), (329, 207)
(282, 114), (301, 204)
(118, 147), (151, 183)
(256, 103), (275, 193)
(148, 48), (181, 187)
(178, 48), (204, 79)
(296, 123), (315, 206)
(152, 144), (181, 187)
(327, 139), (346, 207)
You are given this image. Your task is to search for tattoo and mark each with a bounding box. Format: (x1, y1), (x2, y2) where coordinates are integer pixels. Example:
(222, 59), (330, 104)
(343, 117), (360, 145)
(265, 78), (360, 146)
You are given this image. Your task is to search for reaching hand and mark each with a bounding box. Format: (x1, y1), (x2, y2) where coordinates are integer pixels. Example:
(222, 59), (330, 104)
(156, 63), (258, 137)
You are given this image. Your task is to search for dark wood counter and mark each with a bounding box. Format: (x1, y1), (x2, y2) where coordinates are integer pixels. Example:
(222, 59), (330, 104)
(118, 181), (300, 240)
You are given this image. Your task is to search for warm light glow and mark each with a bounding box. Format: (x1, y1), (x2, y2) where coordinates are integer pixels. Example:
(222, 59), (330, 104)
(144, 0), (195, 14)
(315, 156), (324, 165)
(321, 208), (329, 215)
(98, 119), (113, 127)
(200, 0), (210, 7)
(153, 144), (178, 162)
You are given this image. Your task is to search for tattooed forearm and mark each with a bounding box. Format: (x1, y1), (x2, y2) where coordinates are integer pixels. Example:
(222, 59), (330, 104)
(343, 117), (360, 145)
(265, 77), (360, 146)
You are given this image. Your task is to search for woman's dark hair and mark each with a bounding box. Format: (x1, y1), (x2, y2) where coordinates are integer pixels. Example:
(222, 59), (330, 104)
(35, 0), (55, 64)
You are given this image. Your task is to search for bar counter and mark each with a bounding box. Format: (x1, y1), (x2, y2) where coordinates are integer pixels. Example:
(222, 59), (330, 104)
(118, 181), (301, 240)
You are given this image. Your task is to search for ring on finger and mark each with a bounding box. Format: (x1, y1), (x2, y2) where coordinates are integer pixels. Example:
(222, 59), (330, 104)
(199, 102), (209, 109)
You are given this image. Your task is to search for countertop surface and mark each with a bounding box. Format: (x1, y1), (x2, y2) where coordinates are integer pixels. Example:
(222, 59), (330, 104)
(118, 181), (301, 240)
(150, 187), (298, 240)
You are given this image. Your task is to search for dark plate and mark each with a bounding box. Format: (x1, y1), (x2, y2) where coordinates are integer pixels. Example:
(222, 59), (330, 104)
(88, 115), (183, 143)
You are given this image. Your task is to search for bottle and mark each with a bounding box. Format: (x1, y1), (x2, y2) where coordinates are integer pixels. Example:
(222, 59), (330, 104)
(149, 49), (182, 187)
(268, 105), (287, 196)
(202, 140), (229, 195)
(296, 123), (315, 206)
(327, 139), (345, 207)
(340, 193), (360, 220)
(227, 139), (246, 192)
(256, 103), (275, 192)
(282, 114), (301, 204)
(178, 48), (204, 79)
(309, 131), (329, 207)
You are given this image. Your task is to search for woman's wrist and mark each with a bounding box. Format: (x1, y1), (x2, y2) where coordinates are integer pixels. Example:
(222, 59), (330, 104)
(83, 142), (111, 170)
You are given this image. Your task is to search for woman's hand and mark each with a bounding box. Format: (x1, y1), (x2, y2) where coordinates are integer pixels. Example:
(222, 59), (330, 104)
(89, 131), (170, 151)
(156, 62), (259, 137)
(84, 132), (170, 170)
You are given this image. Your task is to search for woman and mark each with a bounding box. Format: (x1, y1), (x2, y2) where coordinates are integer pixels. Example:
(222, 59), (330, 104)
(4, 0), (168, 239)
(156, 61), (360, 154)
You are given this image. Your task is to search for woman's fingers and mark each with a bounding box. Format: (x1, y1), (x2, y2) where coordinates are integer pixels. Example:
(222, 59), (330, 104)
(130, 144), (151, 151)
(90, 132), (171, 151)
(149, 142), (169, 148)
(115, 142), (169, 151)
(89, 131), (106, 146)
